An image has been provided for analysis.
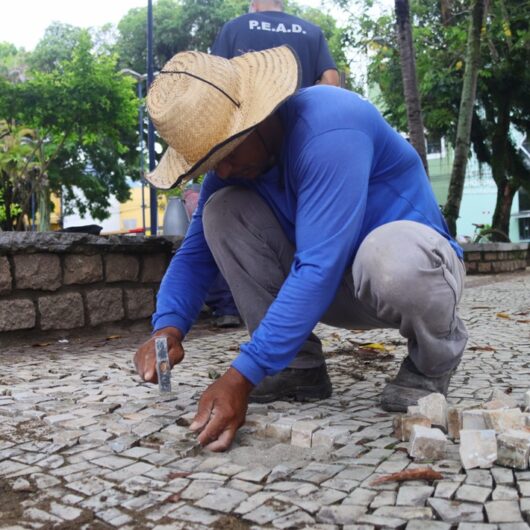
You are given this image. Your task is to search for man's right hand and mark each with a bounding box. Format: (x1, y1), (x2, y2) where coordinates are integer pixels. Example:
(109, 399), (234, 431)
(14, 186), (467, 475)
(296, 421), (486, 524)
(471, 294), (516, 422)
(134, 327), (185, 383)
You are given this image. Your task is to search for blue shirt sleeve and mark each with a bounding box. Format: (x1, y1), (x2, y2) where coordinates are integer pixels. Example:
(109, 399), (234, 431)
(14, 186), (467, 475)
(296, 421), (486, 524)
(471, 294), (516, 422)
(232, 129), (374, 384)
(152, 173), (226, 334)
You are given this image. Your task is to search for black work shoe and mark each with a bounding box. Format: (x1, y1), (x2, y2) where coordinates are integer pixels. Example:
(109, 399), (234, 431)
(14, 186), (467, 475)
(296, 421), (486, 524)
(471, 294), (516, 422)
(380, 356), (457, 412)
(214, 315), (241, 328)
(249, 363), (332, 403)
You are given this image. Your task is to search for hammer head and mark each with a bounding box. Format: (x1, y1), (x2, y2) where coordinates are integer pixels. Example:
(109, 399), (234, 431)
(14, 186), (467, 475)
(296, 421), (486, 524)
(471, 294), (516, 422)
(155, 337), (172, 393)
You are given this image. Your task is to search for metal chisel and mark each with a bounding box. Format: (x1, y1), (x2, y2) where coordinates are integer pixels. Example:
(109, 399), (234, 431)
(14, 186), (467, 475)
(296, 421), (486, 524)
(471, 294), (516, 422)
(155, 337), (172, 393)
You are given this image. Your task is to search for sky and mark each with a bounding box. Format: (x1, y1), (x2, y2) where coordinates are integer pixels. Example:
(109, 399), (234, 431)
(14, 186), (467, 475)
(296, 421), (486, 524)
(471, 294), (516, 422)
(1, 0), (339, 52)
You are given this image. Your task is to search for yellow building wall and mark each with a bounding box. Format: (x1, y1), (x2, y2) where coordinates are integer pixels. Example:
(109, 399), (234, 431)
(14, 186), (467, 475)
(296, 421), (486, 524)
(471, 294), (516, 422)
(119, 186), (167, 235)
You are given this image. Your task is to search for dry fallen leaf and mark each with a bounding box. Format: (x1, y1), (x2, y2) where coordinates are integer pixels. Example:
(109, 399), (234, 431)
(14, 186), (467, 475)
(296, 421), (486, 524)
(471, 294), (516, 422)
(468, 345), (496, 352)
(371, 467), (443, 485)
(496, 312), (511, 319)
(31, 342), (51, 348)
(106, 335), (122, 340)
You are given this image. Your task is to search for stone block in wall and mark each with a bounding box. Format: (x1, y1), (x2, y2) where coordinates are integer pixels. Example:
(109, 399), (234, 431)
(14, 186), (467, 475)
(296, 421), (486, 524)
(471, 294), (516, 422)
(86, 288), (124, 326)
(64, 254), (103, 285)
(13, 254), (61, 291)
(0, 299), (36, 331)
(466, 252), (481, 262)
(105, 254), (140, 283)
(0, 256), (12, 294)
(484, 252), (498, 262)
(125, 288), (155, 320)
(38, 293), (85, 330)
(465, 262), (477, 273)
(141, 254), (168, 283)
(478, 262), (492, 273)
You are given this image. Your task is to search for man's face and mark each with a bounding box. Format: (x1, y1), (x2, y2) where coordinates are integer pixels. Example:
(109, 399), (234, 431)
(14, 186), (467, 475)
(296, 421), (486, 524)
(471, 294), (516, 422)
(214, 131), (270, 181)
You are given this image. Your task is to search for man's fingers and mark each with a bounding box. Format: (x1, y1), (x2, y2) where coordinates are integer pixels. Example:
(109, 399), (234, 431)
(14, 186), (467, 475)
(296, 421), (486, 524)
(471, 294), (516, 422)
(205, 428), (237, 452)
(196, 410), (227, 446)
(190, 399), (214, 433)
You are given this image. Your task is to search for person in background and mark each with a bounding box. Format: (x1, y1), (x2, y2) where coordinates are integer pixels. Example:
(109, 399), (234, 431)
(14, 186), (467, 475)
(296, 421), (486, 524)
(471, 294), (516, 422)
(212, 0), (340, 87)
(203, 0), (340, 328)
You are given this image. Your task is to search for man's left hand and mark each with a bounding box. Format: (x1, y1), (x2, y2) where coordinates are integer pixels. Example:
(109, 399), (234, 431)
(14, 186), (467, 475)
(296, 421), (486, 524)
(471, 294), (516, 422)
(190, 367), (254, 452)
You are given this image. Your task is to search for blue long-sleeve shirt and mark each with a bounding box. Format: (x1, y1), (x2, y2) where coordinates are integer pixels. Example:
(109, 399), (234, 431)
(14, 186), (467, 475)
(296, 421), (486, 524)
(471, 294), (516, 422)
(153, 86), (462, 385)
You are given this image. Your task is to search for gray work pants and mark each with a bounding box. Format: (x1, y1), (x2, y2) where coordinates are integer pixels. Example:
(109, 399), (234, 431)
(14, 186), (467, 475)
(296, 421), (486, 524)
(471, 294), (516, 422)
(203, 186), (467, 377)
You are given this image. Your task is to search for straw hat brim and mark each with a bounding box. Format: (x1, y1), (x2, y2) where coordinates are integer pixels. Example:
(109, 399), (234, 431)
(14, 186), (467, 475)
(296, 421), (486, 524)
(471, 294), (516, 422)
(147, 46), (301, 189)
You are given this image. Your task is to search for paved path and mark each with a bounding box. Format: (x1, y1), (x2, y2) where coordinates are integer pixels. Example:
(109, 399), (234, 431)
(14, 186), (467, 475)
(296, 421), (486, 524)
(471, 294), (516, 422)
(1, 271), (529, 529)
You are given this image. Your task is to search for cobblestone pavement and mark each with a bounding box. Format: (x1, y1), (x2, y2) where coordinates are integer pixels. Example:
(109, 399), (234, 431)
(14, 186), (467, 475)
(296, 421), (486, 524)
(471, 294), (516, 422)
(1, 271), (529, 530)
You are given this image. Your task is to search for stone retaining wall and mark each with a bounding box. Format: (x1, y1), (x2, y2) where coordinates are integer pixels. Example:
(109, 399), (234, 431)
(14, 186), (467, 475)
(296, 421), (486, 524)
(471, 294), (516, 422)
(461, 242), (529, 274)
(0, 232), (181, 337)
(0, 233), (527, 340)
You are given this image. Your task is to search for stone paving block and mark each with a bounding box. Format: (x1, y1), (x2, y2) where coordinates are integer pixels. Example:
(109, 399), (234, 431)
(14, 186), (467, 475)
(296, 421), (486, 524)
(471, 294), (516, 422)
(406, 521), (450, 530)
(291, 420), (319, 447)
(373, 506), (433, 520)
(234, 465), (270, 483)
(66, 476), (114, 496)
(466, 469), (494, 488)
(395, 485), (435, 505)
(484, 409), (525, 433)
(96, 507), (133, 527)
(492, 485), (519, 500)
(195, 487), (248, 513)
(460, 430), (498, 469)
(428, 498), (485, 523)
(393, 413), (431, 442)
(497, 430), (530, 469)
(418, 393), (448, 430)
(457, 523), (498, 530)
(370, 490), (396, 509)
(292, 462), (344, 484)
(243, 500), (298, 525)
(272, 509), (315, 529)
(235, 492), (276, 515)
(342, 488), (378, 507)
(408, 425), (446, 460)
(462, 410), (488, 430)
(49, 501), (83, 521)
(316, 504), (367, 525)
(455, 484), (492, 503)
(490, 389), (518, 409)
(356, 513), (407, 528)
(485, 500), (524, 523)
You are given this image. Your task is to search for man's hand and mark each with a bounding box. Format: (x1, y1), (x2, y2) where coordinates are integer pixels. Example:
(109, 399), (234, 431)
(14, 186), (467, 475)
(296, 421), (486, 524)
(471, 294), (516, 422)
(134, 327), (185, 382)
(190, 367), (254, 452)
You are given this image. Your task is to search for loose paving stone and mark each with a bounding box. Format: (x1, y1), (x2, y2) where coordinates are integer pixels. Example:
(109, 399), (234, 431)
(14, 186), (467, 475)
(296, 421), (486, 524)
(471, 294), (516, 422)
(456, 484), (492, 503)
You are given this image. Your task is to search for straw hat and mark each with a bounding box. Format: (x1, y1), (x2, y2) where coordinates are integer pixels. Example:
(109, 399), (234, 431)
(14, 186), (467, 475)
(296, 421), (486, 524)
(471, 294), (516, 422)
(146, 46), (301, 189)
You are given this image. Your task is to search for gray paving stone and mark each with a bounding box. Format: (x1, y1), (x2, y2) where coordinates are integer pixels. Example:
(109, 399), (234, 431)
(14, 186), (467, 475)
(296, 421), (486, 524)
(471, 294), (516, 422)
(395, 485), (435, 506)
(195, 487), (248, 513)
(485, 501), (524, 523)
(316, 505), (367, 525)
(456, 485), (492, 503)
(428, 498), (485, 523)
(406, 521), (450, 530)
(373, 506), (433, 520)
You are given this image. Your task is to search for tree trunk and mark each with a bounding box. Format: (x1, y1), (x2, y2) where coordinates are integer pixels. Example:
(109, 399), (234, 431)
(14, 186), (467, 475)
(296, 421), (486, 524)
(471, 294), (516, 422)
(492, 179), (516, 238)
(395, 0), (429, 175)
(38, 182), (50, 232)
(444, 0), (488, 236)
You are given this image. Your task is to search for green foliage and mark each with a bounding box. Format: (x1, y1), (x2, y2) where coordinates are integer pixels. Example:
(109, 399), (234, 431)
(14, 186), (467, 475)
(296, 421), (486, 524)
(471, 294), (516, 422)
(0, 28), (139, 229)
(115, 0), (350, 86)
(343, 0), (530, 232)
(116, 0), (249, 73)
